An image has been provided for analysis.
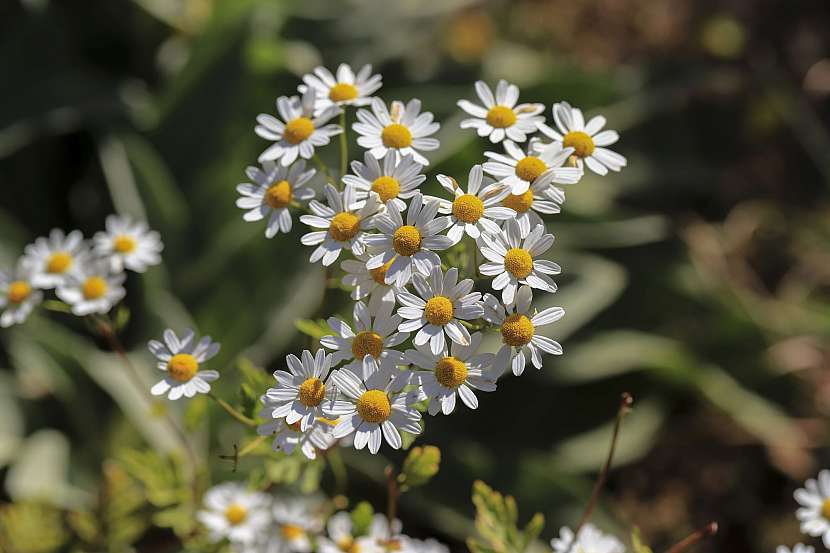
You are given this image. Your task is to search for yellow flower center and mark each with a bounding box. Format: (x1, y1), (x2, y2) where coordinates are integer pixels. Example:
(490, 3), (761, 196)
(452, 194), (484, 223)
(381, 123), (412, 149)
(822, 499), (830, 520)
(503, 248), (533, 279)
(563, 130), (595, 158)
(434, 356), (468, 388)
(392, 225), (421, 256)
(485, 105), (517, 128)
(265, 180), (293, 209)
(515, 156), (547, 183)
(382, 539), (403, 552)
(113, 235), (136, 253)
(82, 276), (108, 300)
(371, 176), (401, 203)
(356, 389), (391, 423)
(224, 503), (248, 525)
(284, 117), (315, 145)
(338, 537), (362, 553)
(298, 377), (326, 407)
(329, 212), (361, 242)
(352, 331), (384, 360)
(281, 524), (305, 540)
(7, 281), (32, 304)
(329, 82), (359, 102)
(501, 314), (535, 346)
(369, 258), (395, 285)
(424, 295), (454, 326)
(46, 251), (72, 274)
(503, 190), (534, 213)
(167, 353), (199, 382)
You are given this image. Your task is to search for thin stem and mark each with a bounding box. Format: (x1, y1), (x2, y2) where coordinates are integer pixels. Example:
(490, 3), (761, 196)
(339, 110), (348, 183)
(466, 235), (477, 279)
(326, 447), (348, 495)
(312, 154), (336, 186)
(207, 392), (258, 427)
(664, 522), (718, 553)
(385, 465), (400, 525)
(239, 434), (268, 457)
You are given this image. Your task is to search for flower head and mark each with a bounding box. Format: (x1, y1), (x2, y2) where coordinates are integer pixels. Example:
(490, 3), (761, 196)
(263, 349), (335, 431)
(23, 229), (90, 289)
(795, 470), (830, 548)
(256, 413), (337, 460)
(299, 64), (382, 114)
(777, 545), (815, 553)
(458, 80), (544, 143)
(268, 497), (324, 553)
(0, 260), (43, 328)
(436, 164), (513, 244)
(56, 258), (126, 316)
(551, 524), (625, 553)
(236, 160), (316, 238)
(340, 252), (398, 311)
(344, 151), (426, 212)
(483, 140), (582, 195)
(499, 175), (564, 239)
(318, 512), (385, 553)
(198, 482), (271, 546)
(354, 98), (440, 166)
(147, 328), (220, 400)
(93, 214), (163, 273)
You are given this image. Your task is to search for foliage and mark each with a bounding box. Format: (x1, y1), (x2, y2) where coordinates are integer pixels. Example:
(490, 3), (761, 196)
(467, 481), (545, 553)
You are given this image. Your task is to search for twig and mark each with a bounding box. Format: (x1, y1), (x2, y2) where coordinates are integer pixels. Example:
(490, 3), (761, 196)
(664, 522), (718, 553)
(385, 465), (400, 525)
(207, 392), (258, 427)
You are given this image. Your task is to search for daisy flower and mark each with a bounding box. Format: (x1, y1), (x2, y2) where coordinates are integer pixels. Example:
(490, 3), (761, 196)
(436, 164), (513, 244)
(236, 159), (316, 238)
(483, 286), (564, 376)
(500, 176), (564, 238)
(0, 260), (42, 328)
(363, 192), (452, 288)
(256, 412), (337, 460)
(340, 252), (398, 311)
(483, 139), (582, 195)
(405, 332), (496, 416)
(403, 538), (450, 553)
(300, 183), (381, 266)
(262, 349), (334, 431)
(269, 497), (324, 553)
(255, 88), (342, 166)
(23, 229), (90, 289)
(396, 265), (484, 355)
(457, 80), (544, 144)
(56, 258), (126, 316)
(299, 63), (383, 114)
(147, 328), (221, 400)
(551, 524), (625, 553)
(93, 214), (163, 273)
(318, 511), (385, 553)
(344, 151), (426, 212)
(538, 101), (627, 175)
(795, 469), (830, 547)
(478, 220), (559, 304)
(777, 546), (815, 553)
(354, 98), (440, 166)
(197, 482), (271, 547)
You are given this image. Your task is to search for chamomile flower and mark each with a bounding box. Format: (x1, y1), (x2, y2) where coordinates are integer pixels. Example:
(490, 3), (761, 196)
(500, 177), (564, 238)
(538, 101), (627, 175)
(795, 469), (830, 547)
(457, 80), (544, 144)
(56, 258), (126, 316)
(405, 332), (496, 416)
(396, 265), (484, 355)
(198, 482), (271, 546)
(478, 220), (559, 304)
(436, 165), (513, 244)
(483, 286), (564, 376)
(551, 524), (625, 553)
(256, 413), (337, 460)
(300, 183), (381, 266)
(483, 140), (582, 195)
(256, 89), (342, 166)
(270, 497), (324, 553)
(363, 192), (452, 288)
(318, 512), (385, 553)
(262, 349), (334, 431)
(340, 252), (398, 310)
(147, 328), (221, 400)
(344, 151), (426, 211)
(354, 98), (440, 166)
(236, 160), (316, 238)
(299, 64), (383, 114)
(23, 229), (90, 289)
(403, 538), (450, 553)
(777, 546), (815, 553)
(93, 214), (163, 273)
(0, 261), (42, 328)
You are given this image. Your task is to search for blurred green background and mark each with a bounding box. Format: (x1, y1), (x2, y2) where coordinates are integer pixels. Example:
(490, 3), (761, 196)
(2, 0), (830, 551)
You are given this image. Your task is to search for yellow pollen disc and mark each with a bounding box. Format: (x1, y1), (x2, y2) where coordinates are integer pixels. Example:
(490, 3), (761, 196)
(371, 175), (401, 202)
(485, 105), (517, 128)
(266, 180), (293, 209)
(822, 499), (830, 520)
(381, 123), (413, 149)
(563, 130), (595, 158)
(452, 194), (485, 223)
(113, 235), (136, 253)
(224, 503), (248, 525)
(284, 117), (315, 145)
(503, 190), (534, 213)
(298, 377), (326, 407)
(46, 251), (72, 274)
(167, 353), (199, 382)
(329, 212), (361, 242)
(281, 524), (305, 540)
(504, 248), (533, 279)
(392, 225), (421, 256)
(338, 537), (362, 553)
(356, 389), (391, 423)
(501, 314), (535, 346)
(7, 281), (32, 304)
(370, 258), (395, 284)
(329, 83), (359, 102)
(82, 276), (108, 300)
(352, 331), (384, 360)
(424, 295), (454, 326)
(515, 156), (547, 183)
(435, 356), (468, 388)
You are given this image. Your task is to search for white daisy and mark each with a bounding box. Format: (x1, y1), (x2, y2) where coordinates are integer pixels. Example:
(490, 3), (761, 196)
(363, 192), (452, 288)
(93, 214), (163, 273)
(198, 482), (271, 546)
(795, 469), (830, 547)
(236, 159), (316, 238)
(551, 524), (625, 553)
(538, 101), (627, 175)
(23, 229), (90, 289)
(256, 412), (336, 460)
(147, 328), (221, 400)
(405, 331), (496, 416)
(340, 251), (398, 311)
(262, 349), (334, 431)
(777, 545), (815, 553)
(483, 139), (582, 195)
(478, 220), (559, 304)
(256, 88), (342, 166)
(396, 265), (484, 355)
(318, 511), (385, 553)
(300, 183), (381, 266)
(436, 164), (514, 244)
(402, 538), (450, 553)
(483, 286), (564, 376)
(499, 176), (564, 238)
(354, 98), (440, 166)
(269, 497), (324, 553)
(299, 63), (383, 114)
(55, 258), (126, 316)
(344, 151), (426, 212)
(458, 80), (544, 144)
(0, 260), (43, 328)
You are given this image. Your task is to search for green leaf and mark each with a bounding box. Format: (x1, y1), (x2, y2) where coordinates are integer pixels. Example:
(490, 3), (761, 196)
(0, 502), (68, 553)
(295, 318), (334, 341)
(351, 501), (375, 537)
(399, 445), (441, 490)
(467, 480), (544, 553)
(631, 527), (654, 553)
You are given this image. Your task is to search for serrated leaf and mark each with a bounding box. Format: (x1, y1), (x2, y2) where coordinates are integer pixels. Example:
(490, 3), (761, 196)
(469, 481), (543, 553)
(399, 445), (441, 490)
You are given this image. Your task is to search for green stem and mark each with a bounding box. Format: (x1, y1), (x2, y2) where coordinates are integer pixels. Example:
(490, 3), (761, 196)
(326, 447), (348, 495)
(208, 392), (258, 427)
(312, 154), (336, 187)
(339, 110), (348, 184)
(466, 235), (477, 279)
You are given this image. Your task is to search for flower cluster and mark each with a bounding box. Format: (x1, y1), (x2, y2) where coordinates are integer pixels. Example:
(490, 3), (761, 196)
(793, 470), (830, 550)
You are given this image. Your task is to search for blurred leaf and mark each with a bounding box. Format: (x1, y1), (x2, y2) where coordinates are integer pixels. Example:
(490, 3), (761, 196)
(0, 374), (23, 469)
(101, 461), (148, 550)
(467, 480), (544, 553)
(631, 527), (654, 553)
(0, 502), (68, 553)
(295, 318), (334, 341)
(351, 501), (375, 537)
(399, 445), (441, 490)
(118, 449), (188, 509)
(66, 509), (100, 544)
(114, 304), (131, 333)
